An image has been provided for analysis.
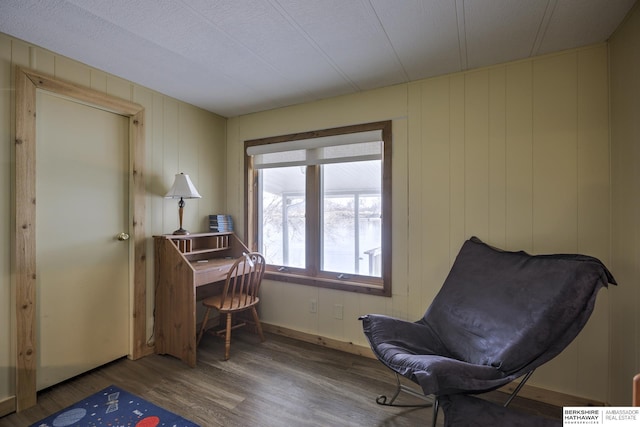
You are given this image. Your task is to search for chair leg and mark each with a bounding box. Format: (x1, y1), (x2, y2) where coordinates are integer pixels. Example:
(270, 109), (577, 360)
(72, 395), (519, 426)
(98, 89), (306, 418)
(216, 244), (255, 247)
(431, 397), (439, 427)
(251, 306), (265, 342)
(197, 307), (211, 346)
(224, 313), (232, 360)
(375, 373), (434, 408)
(503, 370), (535, 407)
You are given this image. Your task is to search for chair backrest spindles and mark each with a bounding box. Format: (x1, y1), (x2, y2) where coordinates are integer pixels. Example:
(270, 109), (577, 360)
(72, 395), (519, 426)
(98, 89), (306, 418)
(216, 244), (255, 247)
(219, 252), (266, 311)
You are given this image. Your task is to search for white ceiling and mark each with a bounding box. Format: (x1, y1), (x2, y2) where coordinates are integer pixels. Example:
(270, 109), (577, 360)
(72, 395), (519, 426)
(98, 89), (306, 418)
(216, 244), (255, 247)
(0, 0), (636, 118)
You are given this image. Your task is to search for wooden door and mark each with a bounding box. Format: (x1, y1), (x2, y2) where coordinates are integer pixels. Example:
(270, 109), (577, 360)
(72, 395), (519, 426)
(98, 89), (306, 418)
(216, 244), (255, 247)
(35, 91), (130, 390)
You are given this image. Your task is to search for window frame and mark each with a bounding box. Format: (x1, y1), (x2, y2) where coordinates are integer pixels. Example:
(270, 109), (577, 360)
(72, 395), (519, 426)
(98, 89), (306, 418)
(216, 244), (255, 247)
(244, 121), (392, 297)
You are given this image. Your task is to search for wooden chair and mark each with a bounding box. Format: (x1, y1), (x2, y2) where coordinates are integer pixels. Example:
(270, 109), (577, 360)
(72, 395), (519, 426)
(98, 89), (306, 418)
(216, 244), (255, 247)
(634, 374), (640, 406)
(197, 252), (266, 360)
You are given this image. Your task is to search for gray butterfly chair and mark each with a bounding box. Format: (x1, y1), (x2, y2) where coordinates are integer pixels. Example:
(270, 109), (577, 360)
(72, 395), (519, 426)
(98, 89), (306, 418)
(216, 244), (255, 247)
(360, 237), (616, 426)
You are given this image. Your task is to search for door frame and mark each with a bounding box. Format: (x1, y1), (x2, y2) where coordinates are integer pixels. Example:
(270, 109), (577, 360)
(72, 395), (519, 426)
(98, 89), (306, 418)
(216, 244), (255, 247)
(14, 67), (147, 410)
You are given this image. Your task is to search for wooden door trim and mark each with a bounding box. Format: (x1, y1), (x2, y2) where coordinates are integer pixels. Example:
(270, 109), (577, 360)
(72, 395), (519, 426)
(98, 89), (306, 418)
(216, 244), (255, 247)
(14, 67), (147, 410)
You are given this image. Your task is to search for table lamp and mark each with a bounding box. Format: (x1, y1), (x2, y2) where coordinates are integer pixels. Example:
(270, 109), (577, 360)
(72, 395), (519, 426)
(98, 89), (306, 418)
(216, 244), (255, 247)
(165, 172), (201, 235)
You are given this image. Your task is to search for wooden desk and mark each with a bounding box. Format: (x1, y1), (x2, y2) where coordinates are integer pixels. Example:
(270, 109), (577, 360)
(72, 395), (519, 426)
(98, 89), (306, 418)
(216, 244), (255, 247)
(153, 232), (249, 367)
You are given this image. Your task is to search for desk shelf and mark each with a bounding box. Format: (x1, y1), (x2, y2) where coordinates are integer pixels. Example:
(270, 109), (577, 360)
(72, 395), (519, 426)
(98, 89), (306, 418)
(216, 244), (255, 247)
(169, 232), (234, 254)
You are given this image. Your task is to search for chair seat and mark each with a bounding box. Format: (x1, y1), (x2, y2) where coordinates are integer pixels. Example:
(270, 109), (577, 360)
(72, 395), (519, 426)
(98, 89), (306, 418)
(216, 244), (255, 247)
(202, 294), (260, 312)
(363, 315), (513, 396)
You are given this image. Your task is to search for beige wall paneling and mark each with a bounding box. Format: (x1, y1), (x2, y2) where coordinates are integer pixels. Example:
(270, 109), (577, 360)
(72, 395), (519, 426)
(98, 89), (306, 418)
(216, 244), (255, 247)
(532, 52), (579, 253)
(177, 104), (202, 234)
(343, 291), (364, 344)
(405, 81), (424, 320)
(89, 69), (108, 93)
(54, 55), (91, 87)
(505, 61), (534, 252)
(256, 272), (312, 334)
(368, 292), (391, 319)
(225, 116), (245, 238)
(282, 283), (319, 335)
(289, 281), (322, 336)
(182, 106), (205, 230)
(610, 3), (640, 405)
(0, 34), (13, 406)
(522, 45), (611, 402)
(575, 45), (611, 401)
(530, 51), (581, 395)
(207, 113), (226, 220)
(449, 74), (466, 256)
(237, 84), (407, 142)
(415, 78), (452, 317)
(195, 108), (226, 232)
(390, 116), (410, 320)
(190, 104), (225, 232)
(304, 286), (321, 335)
(575, 48), (610, 259)
(10, 38), (29, 69)
(488, 67), (507, 247)
(318, 288), (345, 341)
(610, 30), (638, 398)
(149, 93), (165, 236)
(464, 70), (490, 240)
(162, 98), (180, 233)
(256, 279), (283, 331)
(31, 48), (54, 75)
(106, 74), (132, 102)
(405, 81), (422, 321)
(528, 48), (610, 401)
(390, 293), (409, 321)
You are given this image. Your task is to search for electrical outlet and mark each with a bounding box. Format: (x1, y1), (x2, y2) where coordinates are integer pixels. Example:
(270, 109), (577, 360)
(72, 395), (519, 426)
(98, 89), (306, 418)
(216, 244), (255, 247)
(310, 299), (317, 313)
(333, 304), (343, 320)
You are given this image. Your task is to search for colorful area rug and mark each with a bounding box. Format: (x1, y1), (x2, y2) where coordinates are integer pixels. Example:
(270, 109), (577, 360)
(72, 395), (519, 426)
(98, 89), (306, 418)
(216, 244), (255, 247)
(30, 385), (200, 427)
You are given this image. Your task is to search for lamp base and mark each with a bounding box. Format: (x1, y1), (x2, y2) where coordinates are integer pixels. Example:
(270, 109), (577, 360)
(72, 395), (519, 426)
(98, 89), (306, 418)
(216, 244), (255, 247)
(172, 228), (190, 235)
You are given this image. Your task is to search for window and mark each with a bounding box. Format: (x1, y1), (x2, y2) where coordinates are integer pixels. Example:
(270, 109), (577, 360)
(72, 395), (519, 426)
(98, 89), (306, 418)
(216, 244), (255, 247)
(245, 121), (392, 296)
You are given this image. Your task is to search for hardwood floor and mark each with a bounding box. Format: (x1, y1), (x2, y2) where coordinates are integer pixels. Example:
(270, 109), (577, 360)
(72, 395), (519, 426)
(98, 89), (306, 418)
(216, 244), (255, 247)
(0, 331), (562, 426)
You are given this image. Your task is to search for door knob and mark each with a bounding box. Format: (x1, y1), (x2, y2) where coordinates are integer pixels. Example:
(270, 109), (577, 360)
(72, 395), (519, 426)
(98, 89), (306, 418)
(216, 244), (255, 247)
(117, 232), (130, 241)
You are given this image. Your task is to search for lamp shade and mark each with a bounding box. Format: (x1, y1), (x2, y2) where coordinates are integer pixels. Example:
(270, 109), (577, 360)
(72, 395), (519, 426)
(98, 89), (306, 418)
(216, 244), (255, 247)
(165, 173), (202, 199)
